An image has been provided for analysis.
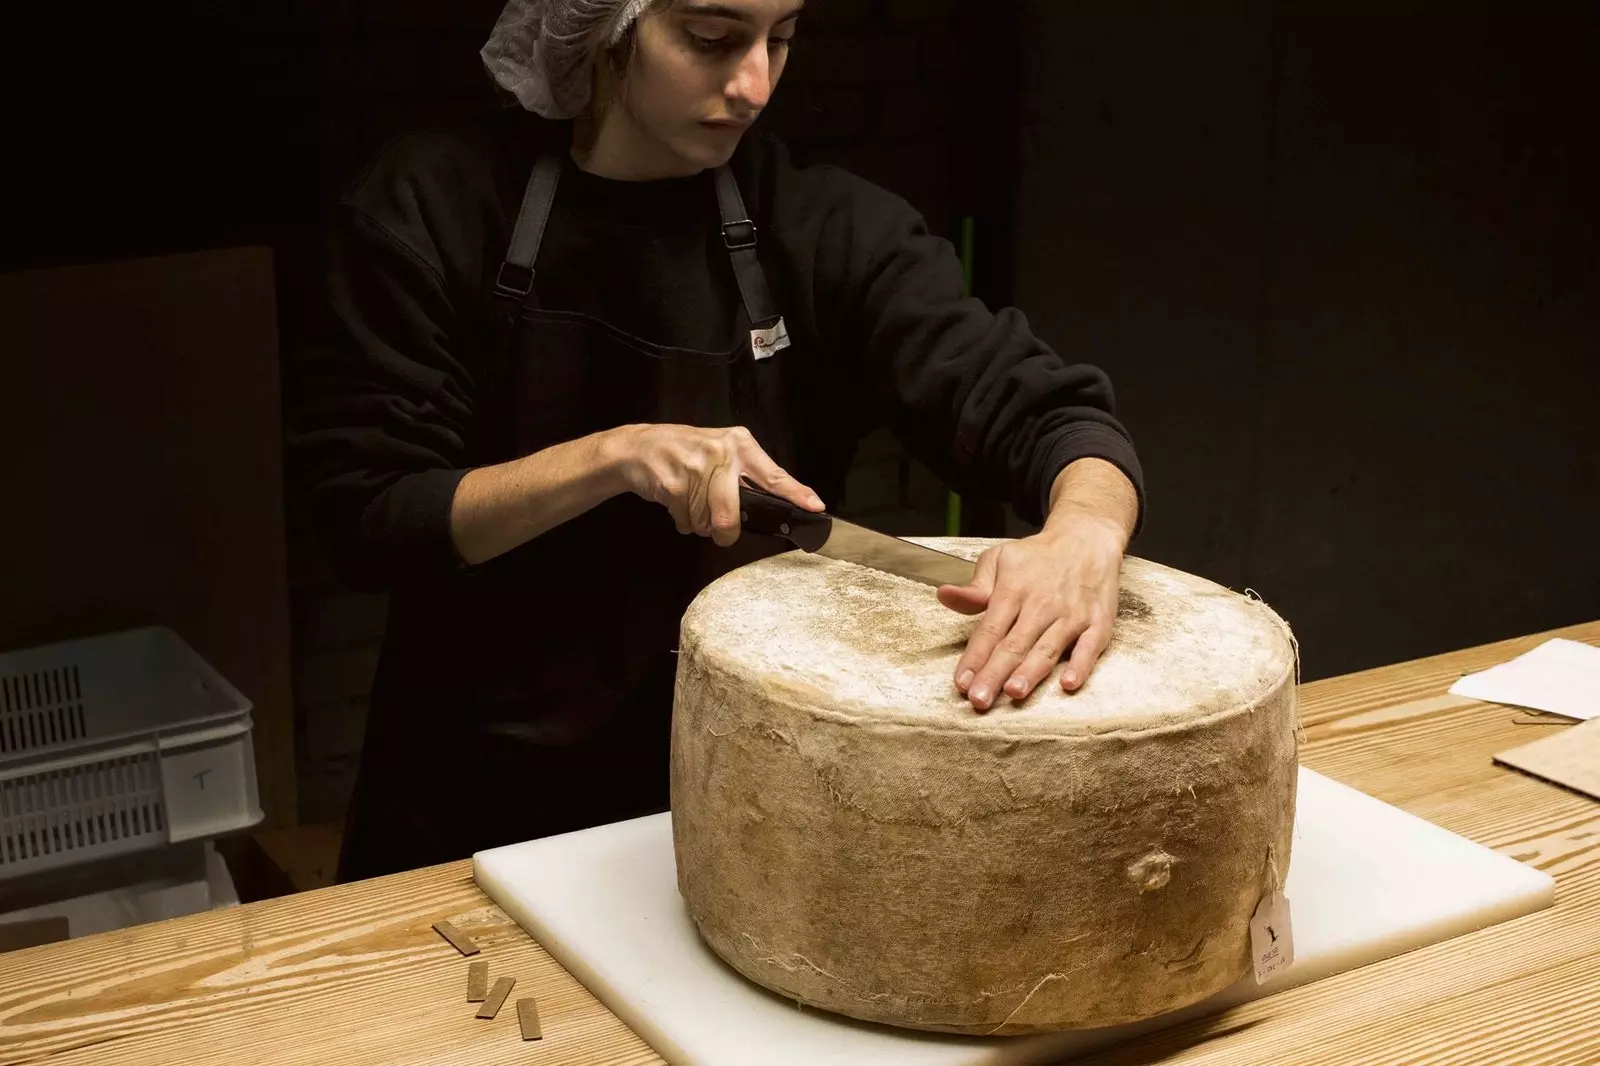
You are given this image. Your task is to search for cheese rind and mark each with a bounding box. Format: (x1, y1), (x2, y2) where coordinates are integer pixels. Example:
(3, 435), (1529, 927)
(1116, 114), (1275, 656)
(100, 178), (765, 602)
(671, 542), (1298, 1034)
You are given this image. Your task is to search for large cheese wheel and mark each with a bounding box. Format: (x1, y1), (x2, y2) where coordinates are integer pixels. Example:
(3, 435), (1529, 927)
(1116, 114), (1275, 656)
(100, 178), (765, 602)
(670, 539), (1298, 1035)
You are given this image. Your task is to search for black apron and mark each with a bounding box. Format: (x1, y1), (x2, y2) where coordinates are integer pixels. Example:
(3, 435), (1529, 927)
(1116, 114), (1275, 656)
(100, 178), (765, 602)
(336, 153), (797, 882)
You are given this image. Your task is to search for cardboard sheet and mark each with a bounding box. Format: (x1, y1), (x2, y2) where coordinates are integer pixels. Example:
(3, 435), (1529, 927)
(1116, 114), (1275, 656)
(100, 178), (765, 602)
(1494, 717), (1600, 802)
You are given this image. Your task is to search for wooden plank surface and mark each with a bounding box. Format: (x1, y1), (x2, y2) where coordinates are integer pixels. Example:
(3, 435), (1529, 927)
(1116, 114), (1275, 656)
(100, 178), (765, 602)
(0, 621), (1595, 1066)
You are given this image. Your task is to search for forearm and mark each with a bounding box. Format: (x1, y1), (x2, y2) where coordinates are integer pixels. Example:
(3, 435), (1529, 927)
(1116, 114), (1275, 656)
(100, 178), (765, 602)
(449, 430), (631, 566)
(1043, 457), (1140, 547)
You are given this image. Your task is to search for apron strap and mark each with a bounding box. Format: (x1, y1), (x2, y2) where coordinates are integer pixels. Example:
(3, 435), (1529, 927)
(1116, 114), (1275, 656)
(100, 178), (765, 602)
(713, 166), (781, 330)
(494, 154), (564, 301)
(490, 153), (784, 337)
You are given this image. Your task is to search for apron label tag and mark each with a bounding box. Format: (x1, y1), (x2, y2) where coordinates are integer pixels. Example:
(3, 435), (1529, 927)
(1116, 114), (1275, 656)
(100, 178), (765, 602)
(750, 318), (791, 360)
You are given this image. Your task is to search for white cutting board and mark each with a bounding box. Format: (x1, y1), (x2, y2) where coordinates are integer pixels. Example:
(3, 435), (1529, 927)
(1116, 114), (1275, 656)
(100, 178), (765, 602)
(473, 768), (1554, 1065)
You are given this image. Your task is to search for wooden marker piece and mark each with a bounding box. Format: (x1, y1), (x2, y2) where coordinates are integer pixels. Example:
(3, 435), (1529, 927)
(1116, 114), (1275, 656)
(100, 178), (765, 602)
(432, 920), (479, 957)
(477, 976), (515, 1020)
(466, 960), (489, 1002)
(517, 998), (543, 1041)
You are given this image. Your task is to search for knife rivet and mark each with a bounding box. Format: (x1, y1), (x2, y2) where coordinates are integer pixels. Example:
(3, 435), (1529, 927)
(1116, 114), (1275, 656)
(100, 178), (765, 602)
(780, 522), (791, 535)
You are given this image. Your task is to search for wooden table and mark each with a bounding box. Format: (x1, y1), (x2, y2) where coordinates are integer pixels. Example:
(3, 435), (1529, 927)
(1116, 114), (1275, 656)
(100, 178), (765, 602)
(3, 622), (1596, 1066)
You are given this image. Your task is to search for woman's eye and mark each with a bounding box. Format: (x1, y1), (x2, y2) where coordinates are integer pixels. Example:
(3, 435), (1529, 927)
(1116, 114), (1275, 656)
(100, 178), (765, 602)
(686, 28), (793, 55)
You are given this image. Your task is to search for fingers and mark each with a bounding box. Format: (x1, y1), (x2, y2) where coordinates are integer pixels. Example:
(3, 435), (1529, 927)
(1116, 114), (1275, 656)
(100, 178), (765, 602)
(962, 603), (1056, 712)
(706, 454), (742, 547)
(735, 428), (823, 511)
(683, 459), (715, 539)
(957, 611), (1110, 710)
(952, 575), (1016, 709)
(645, 425), (823, 544)
(1060, 618), (1113, 693)
(943, 525), (1123, 710)
(938, 548), (998, 616)
(1001, 618), (1075, 702)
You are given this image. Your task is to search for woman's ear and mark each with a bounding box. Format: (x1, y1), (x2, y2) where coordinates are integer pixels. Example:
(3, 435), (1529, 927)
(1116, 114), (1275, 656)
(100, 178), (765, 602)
(572, 48), (616, 150)
(588, 29), (633, 115)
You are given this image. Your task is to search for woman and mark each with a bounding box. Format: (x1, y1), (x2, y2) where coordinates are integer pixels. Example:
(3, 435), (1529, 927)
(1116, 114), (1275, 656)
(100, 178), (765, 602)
(291, 0), (1146, 882)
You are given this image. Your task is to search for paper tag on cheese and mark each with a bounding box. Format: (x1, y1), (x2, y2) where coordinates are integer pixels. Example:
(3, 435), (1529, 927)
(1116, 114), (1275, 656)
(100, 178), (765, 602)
(1250, 889), (1294, 984)
(750, 318), (791, 360)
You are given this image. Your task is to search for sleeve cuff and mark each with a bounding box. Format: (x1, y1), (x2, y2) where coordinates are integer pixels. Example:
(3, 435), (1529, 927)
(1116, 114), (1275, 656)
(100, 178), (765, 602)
(355, 466), (473, 585)
(1032, 427), (1147, 538)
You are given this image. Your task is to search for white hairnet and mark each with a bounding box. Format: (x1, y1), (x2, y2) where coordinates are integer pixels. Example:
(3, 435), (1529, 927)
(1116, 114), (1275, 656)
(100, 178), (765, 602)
(480, 0), (657, 119)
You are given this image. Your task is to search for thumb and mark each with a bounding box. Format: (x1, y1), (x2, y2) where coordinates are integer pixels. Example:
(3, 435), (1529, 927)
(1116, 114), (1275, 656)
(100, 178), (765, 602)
(937, 549), (997, 615)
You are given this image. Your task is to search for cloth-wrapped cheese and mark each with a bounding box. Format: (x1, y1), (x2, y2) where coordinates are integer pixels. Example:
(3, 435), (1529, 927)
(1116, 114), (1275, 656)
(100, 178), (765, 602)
(671, 540), (1298, 1035)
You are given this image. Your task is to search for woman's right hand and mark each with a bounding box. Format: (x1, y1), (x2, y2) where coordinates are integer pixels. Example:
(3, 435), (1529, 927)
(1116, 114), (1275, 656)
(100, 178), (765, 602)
(606, 424), (824, 547)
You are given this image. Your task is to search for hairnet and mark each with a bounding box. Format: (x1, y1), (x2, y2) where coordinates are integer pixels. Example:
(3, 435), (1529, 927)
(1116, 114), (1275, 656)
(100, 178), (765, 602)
(480, 0), (657, 119)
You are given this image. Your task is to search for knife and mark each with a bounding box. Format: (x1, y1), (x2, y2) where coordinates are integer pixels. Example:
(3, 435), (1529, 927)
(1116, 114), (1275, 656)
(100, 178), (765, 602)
(737, 483), (976, 588)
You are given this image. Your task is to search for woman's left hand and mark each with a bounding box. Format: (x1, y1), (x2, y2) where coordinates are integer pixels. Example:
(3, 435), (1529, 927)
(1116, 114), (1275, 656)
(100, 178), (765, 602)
(938, 516), (1127, 711)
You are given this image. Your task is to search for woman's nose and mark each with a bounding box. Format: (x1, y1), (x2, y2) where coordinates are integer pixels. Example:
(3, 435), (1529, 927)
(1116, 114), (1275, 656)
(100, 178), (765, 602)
(727, 44), (773, 112)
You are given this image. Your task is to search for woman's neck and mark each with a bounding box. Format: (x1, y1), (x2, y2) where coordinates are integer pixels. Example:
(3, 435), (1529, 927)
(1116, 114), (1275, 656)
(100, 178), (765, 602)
(571, 105), (698, 182)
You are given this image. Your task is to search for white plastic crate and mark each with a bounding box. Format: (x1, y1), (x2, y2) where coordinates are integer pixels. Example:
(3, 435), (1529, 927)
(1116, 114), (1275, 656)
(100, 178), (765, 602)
(0, 626), (263, 879)
(0, 839), (239, 941)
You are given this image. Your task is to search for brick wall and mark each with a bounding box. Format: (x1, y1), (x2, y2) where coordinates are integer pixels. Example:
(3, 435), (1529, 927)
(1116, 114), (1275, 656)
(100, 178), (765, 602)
(268, 0), (984, 824)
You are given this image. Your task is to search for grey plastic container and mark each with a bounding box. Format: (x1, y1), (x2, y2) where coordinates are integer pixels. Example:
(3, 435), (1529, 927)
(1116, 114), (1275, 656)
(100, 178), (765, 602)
(0, 626), (263, 880)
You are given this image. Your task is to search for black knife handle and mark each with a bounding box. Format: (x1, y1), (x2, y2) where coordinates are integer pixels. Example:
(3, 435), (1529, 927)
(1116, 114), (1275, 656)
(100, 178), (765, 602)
(738, 483), (832, 553)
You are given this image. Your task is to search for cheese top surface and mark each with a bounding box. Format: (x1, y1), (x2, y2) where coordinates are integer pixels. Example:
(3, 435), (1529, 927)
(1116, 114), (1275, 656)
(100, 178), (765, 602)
(683, 539), (1295, 736)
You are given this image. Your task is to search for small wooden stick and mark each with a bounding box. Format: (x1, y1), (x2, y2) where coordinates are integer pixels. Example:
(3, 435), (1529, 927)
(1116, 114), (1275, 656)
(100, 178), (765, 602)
(432, 920), (479, 957)
(517, 998), (543, 1041)
(466, 960), (489, 1002)
(477, 976), (515, 1020)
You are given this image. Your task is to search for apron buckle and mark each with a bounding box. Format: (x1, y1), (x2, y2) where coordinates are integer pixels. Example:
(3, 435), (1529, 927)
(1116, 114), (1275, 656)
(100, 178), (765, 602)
(721, 219), (757, 250)
(494, 262), (535, 300)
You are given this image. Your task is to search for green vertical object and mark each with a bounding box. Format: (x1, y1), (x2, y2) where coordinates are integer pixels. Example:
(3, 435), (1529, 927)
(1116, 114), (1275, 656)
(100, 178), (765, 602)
(945, 215), (976, 537)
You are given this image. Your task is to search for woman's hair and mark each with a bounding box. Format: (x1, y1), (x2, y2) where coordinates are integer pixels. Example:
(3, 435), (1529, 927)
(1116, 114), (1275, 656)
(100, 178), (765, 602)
(481, 0), (673, 119)
(575, 0), (677, 139)
(591, 0), (672, 107)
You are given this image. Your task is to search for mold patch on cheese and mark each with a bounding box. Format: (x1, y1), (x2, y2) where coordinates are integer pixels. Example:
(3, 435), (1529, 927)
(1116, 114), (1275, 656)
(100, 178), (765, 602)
(1117, 589), (1153, 622)
(1126, 849), (1177, 893)
(818, 562), (976, 669)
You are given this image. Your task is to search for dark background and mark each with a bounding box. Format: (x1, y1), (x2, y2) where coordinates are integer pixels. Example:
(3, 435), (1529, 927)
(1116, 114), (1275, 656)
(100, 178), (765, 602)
(4, 3), (1596, 826)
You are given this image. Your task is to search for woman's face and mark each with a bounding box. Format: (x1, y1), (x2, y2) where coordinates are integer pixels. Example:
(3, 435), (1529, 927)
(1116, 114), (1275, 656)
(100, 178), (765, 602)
(603, 0), (802, 176)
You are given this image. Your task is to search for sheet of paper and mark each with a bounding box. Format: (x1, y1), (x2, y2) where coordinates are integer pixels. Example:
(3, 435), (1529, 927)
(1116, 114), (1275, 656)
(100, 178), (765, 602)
(1448, 638), (1600, 720)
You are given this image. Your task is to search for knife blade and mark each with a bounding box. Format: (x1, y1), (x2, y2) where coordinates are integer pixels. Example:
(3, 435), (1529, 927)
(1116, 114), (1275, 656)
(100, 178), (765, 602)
(737, 483), (976, 588)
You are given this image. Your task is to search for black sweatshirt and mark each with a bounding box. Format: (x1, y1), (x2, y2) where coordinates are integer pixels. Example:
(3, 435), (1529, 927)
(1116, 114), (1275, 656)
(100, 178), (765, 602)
(289, 107), (1145, 594)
